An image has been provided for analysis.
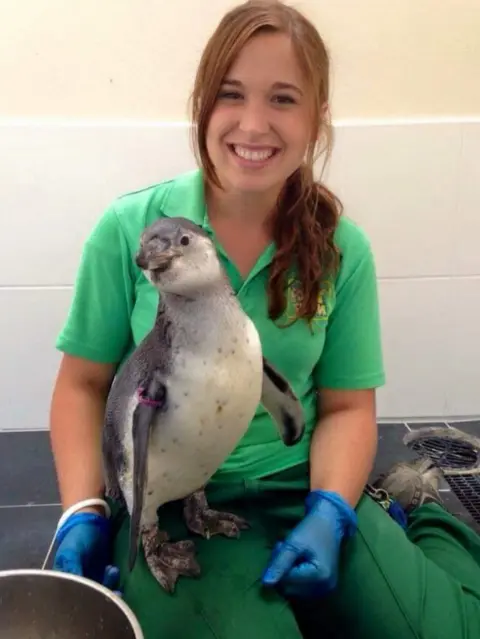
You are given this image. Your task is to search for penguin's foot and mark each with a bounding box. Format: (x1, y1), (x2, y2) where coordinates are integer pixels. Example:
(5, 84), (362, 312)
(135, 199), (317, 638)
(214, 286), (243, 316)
(141, 525), (201, 593)
(183, 490), (250, 539)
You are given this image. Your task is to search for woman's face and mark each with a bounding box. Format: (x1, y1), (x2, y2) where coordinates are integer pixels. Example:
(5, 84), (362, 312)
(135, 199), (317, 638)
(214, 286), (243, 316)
(206, 31), (314, 197)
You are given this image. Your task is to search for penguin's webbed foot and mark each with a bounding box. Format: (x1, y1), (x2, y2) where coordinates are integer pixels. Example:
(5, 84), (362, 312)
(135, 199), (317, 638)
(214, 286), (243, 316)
(183, 490), (250, 539)
(142, 525), (201, 593)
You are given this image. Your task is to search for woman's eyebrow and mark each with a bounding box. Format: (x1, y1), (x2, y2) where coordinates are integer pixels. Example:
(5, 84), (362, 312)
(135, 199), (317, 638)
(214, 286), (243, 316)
(222, 78), (303, 96)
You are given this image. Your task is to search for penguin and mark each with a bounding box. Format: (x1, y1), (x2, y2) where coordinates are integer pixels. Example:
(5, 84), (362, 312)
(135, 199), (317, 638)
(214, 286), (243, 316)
(102, 216), (305, 593)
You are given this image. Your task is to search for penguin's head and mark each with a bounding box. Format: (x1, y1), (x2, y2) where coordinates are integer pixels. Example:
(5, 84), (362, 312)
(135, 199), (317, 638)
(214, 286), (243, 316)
(136, 217), (224, 295)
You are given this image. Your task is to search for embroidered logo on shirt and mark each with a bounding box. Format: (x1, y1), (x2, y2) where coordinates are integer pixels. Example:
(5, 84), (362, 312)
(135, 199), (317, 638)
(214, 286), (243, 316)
(285, 274), (334, 324)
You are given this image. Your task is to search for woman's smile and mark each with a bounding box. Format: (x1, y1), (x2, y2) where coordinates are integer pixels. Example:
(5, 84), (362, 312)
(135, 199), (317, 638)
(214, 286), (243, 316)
(226, 143), (282, 169)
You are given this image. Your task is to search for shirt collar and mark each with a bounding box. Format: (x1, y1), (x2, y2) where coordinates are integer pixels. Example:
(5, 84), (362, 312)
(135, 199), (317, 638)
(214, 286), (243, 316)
(160, 167), (276, 283)
(161, 167), (212, 233)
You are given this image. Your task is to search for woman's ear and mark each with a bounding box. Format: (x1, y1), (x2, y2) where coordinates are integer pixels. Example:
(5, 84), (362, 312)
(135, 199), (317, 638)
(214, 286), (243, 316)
(320, 101), (329, 120)
(313, 102), (331, 144)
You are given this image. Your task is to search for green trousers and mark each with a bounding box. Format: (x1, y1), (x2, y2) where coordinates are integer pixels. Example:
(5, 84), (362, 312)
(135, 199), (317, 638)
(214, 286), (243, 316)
(109, 463), (480, 639)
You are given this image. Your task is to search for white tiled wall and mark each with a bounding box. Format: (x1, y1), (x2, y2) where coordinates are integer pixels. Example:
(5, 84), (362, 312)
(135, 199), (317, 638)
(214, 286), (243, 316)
(0, 119), (479, 429)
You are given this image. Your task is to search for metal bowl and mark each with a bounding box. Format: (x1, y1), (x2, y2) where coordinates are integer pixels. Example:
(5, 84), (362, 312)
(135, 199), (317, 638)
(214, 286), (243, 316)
(0, 569), (144, 639)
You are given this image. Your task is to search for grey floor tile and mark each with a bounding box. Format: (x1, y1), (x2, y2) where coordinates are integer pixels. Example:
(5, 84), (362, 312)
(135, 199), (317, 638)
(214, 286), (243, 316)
(0, 505), (61, 570)
(446, 420), (480, 439)
(0, 431), (59, 506)
(370, 423), (410, 481)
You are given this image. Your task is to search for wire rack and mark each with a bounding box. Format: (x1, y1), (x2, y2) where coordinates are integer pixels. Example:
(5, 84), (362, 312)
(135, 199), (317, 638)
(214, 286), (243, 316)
(406, 429), (480, 526)
(445, 475), (480, 525)
(409, 436), (479, 470)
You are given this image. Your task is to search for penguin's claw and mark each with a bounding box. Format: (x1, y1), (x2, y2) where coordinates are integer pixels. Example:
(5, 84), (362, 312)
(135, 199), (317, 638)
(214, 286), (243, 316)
(149, 542), (201, 593)
(141, 526), (201, 593)
(183, 490), (250, 539)
(193, 510), (250, 539)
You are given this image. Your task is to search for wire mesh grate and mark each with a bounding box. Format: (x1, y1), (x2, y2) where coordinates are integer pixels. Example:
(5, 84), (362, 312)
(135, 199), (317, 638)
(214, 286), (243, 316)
(409, 436), (479, 470)
(445, 475), (480, 525)
(406, 431), (480, 525)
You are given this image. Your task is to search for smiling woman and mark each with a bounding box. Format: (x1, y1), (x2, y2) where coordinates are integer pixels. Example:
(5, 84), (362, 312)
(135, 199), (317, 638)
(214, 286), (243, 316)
(49, 1), (480, 639)
(190, 5), (339, 307)
(202, 33), (313, 192)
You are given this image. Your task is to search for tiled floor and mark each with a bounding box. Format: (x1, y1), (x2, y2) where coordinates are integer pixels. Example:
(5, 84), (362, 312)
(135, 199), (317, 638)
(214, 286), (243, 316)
(372, 421), (480, 531)
(0, 431), (60, 570)
(1, 421), (479, 570)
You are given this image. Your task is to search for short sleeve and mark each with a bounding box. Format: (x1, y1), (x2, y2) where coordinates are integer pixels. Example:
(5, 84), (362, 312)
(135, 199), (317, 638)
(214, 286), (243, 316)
(56, 205), (135, 364)
(313, 235), (386, 390)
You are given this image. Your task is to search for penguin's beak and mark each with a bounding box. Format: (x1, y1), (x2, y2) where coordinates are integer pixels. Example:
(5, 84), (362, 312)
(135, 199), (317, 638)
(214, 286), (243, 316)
(135, 247), (181, 272)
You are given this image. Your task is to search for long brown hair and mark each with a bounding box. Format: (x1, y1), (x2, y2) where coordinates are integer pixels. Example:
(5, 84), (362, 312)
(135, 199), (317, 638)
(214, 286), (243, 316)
(190, 0), (342, 324)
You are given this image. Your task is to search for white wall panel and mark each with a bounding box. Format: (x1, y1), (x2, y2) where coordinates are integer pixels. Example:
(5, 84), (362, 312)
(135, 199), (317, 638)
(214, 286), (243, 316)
(377, 278), (451, 419)
(325, 122), (463, 279)
(0, 123), (194, 286)
(452, 124), (480, 276)
(1, 119), (479, 428)
(0, 288), (72, 430)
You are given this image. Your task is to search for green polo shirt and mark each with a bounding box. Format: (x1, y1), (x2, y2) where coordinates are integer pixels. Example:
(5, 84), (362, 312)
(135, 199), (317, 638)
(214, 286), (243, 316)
(56, 168), (385, 481)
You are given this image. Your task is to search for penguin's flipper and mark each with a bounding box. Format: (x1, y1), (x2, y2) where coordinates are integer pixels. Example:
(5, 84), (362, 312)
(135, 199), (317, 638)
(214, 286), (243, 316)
(129, 371), (167, 572)
(261, 356), (305, 446)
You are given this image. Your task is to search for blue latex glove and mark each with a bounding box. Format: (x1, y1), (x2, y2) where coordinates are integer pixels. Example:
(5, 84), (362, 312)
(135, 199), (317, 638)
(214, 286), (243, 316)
(262, 490), (358, 598)
(53, 512), (120, 593)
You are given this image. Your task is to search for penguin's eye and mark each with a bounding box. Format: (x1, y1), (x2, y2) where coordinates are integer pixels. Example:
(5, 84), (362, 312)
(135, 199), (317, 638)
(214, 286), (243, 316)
(180, 235), (190, 246)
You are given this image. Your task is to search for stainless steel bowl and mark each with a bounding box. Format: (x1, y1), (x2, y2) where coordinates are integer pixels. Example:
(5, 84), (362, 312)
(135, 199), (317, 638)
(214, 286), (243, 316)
(0, 569), (144, 639)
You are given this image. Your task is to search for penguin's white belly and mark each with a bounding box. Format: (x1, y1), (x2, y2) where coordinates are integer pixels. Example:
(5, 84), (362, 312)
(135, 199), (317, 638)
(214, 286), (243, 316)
(127, 319), (263, 519)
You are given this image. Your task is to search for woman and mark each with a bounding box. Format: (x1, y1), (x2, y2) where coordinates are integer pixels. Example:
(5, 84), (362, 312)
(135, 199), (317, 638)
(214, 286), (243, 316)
(49, 2), (480, 638)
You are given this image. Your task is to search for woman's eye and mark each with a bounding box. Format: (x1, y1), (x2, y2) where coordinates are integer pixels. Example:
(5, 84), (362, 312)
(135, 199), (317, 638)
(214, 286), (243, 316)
(272, 94), (296, 105)
(218, 91), (243, 100)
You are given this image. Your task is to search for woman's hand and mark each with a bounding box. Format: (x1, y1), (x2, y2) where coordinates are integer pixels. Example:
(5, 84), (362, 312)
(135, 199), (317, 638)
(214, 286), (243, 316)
(50, 356), (120, 593)
(261, 490), (357, 599)
(53, 512), (121, 593)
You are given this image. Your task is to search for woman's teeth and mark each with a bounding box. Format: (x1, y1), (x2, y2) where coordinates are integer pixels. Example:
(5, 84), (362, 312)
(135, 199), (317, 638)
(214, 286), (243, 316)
(233, 145), (276, 161)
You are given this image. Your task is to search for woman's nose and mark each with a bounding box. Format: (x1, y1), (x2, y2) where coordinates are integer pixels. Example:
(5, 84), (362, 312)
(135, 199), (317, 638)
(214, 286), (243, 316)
(237, 100), (270, 135)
